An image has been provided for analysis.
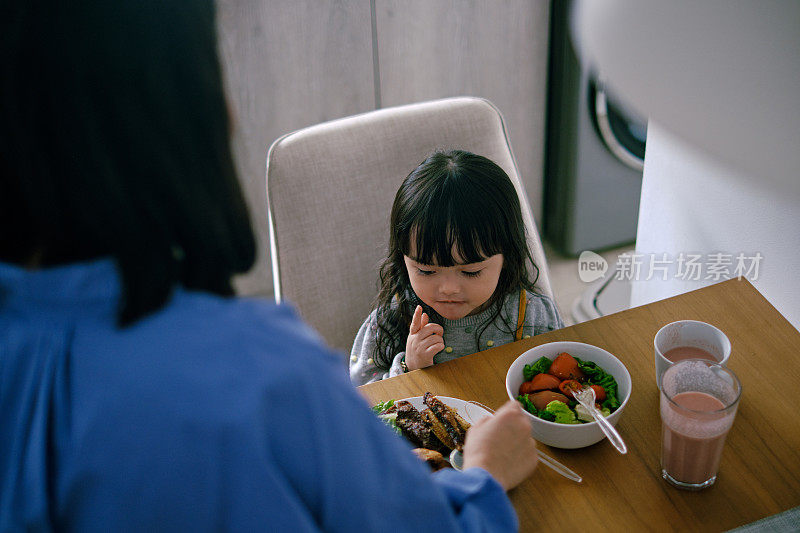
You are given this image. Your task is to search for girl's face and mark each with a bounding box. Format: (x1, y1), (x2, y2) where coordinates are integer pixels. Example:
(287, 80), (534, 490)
(403, 249), (504, 320)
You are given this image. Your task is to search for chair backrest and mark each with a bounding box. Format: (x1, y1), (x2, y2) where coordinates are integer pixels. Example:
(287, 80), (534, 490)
(266, 97), (553, 357)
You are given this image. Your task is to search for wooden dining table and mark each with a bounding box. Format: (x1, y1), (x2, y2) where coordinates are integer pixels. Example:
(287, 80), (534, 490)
(358, 278), (800, 532)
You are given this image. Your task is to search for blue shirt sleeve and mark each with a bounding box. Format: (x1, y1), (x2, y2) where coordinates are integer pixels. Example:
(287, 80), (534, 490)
(432, 468), (519, 532)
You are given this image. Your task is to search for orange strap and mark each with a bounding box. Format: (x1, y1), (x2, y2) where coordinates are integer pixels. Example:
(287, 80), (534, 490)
(515, 289), (527, 341)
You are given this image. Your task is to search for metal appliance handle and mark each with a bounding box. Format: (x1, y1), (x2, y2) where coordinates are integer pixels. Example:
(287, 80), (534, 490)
(594, 86), (645, 172)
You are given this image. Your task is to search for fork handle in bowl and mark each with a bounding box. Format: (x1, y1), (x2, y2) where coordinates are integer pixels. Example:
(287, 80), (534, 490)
(577, 397), (628, 454)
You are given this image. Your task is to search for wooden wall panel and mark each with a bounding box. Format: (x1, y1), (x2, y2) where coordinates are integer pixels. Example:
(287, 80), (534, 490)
(375, 0), (551, 224)
(216, 0), (375, 296)
(215, 0), (551, 298)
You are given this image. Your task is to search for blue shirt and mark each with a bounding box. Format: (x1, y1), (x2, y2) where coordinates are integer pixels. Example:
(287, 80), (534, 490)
(0, 259), (516, 532)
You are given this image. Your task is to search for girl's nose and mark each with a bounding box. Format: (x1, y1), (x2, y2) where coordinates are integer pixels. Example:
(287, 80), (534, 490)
(439, 276), (460, 295)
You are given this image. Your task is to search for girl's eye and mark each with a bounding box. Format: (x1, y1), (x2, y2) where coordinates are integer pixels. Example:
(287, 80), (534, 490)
(417, 268), (435, 276)
(462, 270), (482, 278)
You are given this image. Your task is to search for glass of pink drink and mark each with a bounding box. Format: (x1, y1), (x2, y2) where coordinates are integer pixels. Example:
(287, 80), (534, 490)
(660, 359), (742, 490)
(654, 320), (731, 387)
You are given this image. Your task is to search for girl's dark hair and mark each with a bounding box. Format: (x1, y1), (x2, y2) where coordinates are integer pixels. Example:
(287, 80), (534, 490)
(0, 1), (256, 324)
(373, 150), (540, 369)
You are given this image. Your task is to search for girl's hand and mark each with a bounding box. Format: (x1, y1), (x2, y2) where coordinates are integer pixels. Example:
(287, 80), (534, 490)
(462, 401), (539, 490)
(405, 305), (445, 371)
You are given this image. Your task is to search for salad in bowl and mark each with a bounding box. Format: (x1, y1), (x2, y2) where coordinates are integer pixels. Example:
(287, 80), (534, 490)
(516, 351), (621, 424)
(505, 341), (632, 449)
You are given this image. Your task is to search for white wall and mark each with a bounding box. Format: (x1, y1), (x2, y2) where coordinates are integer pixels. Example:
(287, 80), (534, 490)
(631, 123), (800, 330)
(573, 0), (800, 328)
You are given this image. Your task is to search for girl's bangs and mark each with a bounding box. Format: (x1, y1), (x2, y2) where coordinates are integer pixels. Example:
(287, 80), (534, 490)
(405, 203), (502, 266)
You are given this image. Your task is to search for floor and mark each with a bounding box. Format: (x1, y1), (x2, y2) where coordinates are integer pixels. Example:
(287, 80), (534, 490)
(542, 240), (635, 326)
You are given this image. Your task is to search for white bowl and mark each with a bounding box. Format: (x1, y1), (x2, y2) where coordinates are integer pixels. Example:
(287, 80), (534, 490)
(505, 341), (632, 449)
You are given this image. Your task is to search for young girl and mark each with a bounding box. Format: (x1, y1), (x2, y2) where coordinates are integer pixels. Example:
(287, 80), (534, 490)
(350, 150), (564, 385)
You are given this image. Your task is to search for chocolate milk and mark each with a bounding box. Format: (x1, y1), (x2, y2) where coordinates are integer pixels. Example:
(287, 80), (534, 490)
(661, 391), (734, 484)
(663, 346), (717, 363)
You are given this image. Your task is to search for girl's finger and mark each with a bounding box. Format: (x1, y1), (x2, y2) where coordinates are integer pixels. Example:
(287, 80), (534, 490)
(425, 341), (445, 358)
(416, 322), (442, 340)
(409, 305), (423, 334)
(418, 333), (444, 353)
(420, 322), (444, 337)
(421, 312), (429, 328)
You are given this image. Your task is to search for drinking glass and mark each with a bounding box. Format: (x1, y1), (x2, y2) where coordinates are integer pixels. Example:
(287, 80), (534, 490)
(660, 359), (742, 490)
(654, 320), (731, 387)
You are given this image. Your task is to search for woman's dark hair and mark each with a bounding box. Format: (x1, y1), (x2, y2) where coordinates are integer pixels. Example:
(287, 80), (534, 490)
(373, 150), (540, 369)
(0, 1), (255, 324)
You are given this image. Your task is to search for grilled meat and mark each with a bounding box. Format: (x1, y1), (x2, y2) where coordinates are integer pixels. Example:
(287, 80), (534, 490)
(393, 401), (449, 453)
(411, 448), (452, 472)
(453, 411), (471, 433)
(376, 394), (473, 466)
(423, 392), (468, 452)
(421, 408), (456, 450)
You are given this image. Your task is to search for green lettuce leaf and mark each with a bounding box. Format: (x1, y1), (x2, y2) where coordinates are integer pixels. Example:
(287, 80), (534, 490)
(575, 357), (621, 411)
(371, 399), (395, 414)
(522, 356), (552, 381)
(372, 399), (402, 435)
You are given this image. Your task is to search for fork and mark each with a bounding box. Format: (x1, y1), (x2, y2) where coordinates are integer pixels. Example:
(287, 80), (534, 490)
(570, 386), (627, 454)
(451, 401), (583, 483)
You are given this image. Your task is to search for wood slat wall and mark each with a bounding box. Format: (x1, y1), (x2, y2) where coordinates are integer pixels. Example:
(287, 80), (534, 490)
(217, 0), (376, 296)
(376, 0), (551, 221)
(217, 0), (551, 297)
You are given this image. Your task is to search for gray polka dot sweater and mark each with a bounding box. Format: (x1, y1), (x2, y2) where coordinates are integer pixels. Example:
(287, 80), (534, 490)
(349, 290), (564, 385)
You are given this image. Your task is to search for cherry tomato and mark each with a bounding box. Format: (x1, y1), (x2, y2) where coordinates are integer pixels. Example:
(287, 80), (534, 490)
(558, 379), (583, 399)
(548, 352), (586, 381)
(530, 373), (561, 391)
(590, 384), (606, 402)
(519, 380), (537, 395)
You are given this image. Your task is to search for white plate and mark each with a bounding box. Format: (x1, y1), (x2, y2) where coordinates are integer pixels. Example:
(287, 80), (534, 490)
(396, 396), (492, 425)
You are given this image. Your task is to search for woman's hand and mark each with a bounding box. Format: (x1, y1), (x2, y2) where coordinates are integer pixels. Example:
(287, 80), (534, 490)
(462, 401), (539, 490)
(404, 305), (445, 371)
